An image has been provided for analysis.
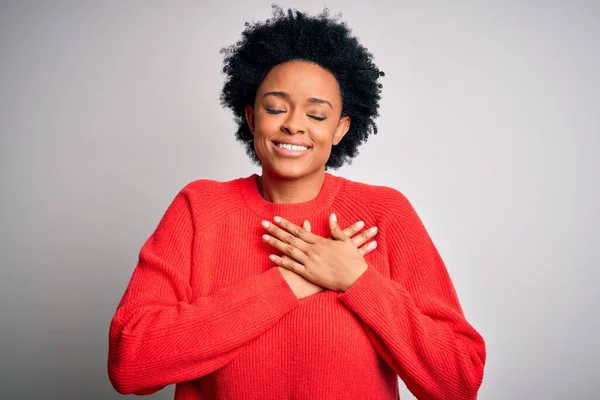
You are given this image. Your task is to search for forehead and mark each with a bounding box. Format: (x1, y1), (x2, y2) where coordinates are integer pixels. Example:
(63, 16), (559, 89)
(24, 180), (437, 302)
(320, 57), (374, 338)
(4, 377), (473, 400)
(257, 61), (342, 104)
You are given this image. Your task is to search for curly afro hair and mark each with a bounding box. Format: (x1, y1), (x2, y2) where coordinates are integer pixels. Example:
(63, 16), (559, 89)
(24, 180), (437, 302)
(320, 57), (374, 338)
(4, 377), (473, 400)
(220, 5), (384, 169)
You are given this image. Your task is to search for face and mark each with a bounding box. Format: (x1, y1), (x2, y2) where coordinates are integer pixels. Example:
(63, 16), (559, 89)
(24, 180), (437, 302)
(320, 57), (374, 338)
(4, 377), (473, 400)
(245, 60), (350, 180)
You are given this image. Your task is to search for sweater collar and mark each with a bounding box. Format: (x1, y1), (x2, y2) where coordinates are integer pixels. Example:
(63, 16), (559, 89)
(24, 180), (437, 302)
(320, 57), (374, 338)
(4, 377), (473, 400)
(238, 172), (344, 219)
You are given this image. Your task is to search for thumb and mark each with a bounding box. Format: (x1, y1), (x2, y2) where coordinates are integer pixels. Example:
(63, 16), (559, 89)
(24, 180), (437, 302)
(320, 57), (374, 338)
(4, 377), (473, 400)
(329, 213), (345, 240)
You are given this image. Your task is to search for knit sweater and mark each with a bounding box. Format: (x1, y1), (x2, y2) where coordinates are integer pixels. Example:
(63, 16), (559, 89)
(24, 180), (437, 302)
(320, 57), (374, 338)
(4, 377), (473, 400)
(108, 173), (486, 399)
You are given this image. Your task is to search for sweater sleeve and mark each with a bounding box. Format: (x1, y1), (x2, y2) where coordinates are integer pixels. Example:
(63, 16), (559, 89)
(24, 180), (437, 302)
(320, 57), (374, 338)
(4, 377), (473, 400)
(108, 187), (300, 395)
(338, 192), (486, 400)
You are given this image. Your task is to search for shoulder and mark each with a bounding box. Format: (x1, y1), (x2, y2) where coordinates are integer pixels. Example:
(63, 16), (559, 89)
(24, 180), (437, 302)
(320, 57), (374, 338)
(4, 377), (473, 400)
(337, 177), (432, 245)
(336, 175), (415, 217)
(176, 176), (248, 216)
(181, 177), (237, 198)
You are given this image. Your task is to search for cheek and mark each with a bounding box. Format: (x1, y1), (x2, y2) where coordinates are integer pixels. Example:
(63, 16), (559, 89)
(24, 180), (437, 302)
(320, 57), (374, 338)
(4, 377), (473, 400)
(253, 115), (280, 137)
(252, 113), (338, 148)
(312, 122), (339, 145)
(251, 116), (279, 158)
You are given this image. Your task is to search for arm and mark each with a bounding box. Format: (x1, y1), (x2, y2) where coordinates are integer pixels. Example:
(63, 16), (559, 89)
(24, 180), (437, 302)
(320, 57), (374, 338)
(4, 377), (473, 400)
(338, 192), (486, 400)
(108, 187), (299, 395)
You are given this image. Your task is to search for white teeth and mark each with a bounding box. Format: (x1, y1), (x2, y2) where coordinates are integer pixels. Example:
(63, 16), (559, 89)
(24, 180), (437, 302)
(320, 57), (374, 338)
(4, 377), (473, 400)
(277, 143), (309, 151)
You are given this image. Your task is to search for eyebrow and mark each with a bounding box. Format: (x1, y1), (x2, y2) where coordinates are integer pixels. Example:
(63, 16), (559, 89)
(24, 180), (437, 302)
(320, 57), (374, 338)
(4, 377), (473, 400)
(263, 91), (333, 108)
(308, 97), (333, 108)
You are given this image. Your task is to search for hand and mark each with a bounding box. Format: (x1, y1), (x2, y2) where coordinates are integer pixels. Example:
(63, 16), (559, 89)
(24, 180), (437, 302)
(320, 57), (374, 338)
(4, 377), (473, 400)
(277, 220), (322, 300)
(276, 219), (378, 299)
(262, 214), (378, 292)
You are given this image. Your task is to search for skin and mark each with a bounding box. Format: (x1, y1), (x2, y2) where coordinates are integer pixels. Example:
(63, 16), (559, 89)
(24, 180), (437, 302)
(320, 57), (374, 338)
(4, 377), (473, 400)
(277, 219), (378, 298)
(245, 60), (350, 202)
(244, 60), (378, 299)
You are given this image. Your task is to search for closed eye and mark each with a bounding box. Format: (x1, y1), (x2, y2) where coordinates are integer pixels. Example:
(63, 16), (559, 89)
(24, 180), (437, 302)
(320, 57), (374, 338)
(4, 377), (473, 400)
(266, 108), (284, 115)
(308, 115), (326, 121)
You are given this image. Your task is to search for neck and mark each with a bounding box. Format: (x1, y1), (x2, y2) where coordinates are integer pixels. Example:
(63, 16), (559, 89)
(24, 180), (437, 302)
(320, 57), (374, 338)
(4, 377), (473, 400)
(258, 169), (326, 204)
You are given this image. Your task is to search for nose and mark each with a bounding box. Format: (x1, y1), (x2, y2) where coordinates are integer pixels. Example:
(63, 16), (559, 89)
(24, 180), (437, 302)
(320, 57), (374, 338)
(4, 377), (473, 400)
(281, 110), (305, 135)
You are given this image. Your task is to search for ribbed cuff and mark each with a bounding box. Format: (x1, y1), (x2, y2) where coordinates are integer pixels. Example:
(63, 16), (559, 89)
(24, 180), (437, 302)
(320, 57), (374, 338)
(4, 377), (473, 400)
(261, 267), (300, 309)
(338, 266), (385, 311)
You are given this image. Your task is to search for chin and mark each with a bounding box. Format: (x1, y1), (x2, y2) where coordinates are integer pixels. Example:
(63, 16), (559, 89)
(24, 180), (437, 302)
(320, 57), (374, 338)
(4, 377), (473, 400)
(264, 161), (317, 181)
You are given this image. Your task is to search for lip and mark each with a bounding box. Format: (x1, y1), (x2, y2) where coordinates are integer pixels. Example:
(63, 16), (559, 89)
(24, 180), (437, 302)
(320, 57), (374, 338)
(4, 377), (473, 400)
(271, 141), (312, 158)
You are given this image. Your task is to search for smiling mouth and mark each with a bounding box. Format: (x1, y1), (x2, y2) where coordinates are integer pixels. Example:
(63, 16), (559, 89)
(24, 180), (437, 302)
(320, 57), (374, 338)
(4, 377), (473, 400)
(273, 141), (312, 151)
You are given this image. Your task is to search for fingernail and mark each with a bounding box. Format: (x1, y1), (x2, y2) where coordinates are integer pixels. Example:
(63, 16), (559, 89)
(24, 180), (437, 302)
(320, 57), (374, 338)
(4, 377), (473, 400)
(274, 216), (282, 223)
(261, 220), (270, 228)
(262, 234), (270, 241)
(370, 240), (377, 248)
(357, 221), (365, 229)
(331, 213), (337, 223)
(371, 226), (378, 234)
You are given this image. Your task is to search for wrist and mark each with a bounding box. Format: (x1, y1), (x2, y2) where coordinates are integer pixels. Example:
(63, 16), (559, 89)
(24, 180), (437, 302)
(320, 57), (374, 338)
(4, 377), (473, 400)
(342, 261), (368, 292)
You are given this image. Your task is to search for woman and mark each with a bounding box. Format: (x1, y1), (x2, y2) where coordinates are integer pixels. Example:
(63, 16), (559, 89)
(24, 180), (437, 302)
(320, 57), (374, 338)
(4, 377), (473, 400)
(108, 7), (486, 399)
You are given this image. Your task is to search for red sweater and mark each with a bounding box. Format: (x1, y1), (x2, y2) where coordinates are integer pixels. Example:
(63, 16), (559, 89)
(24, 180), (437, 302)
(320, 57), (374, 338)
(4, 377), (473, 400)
(108, 173), (486, 399)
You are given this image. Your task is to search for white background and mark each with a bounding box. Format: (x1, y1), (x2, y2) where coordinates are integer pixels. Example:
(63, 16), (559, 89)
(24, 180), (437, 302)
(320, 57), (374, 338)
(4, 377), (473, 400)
(1, 1), (598, 399)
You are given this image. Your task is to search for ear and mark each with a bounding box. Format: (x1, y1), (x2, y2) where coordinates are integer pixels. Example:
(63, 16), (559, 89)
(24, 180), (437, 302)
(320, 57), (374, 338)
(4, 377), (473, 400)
(245, 105), (256, 136)
(332, 116), (351, 146)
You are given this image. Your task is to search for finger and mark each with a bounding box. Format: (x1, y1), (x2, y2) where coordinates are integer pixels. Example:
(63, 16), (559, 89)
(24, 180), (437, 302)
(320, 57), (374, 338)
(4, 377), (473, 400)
(269, 254), (305, 275)
(280, 220), (310, 265)
(303, 220), (312, 233)
(262, 234), (309, 264)
(329, 213), (347, 241)
(280, 220), (310, 264)
(352, 226), (379, 248)
(273, 216), (318, 244)
(262, 220), (310, 252)
(358, 240), (378, 256)
(342, 220), (365, 237)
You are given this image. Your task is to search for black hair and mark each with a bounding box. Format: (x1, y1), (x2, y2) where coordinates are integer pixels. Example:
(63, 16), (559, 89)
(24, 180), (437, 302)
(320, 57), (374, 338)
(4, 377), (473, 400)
(220, 5), (384, 169)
